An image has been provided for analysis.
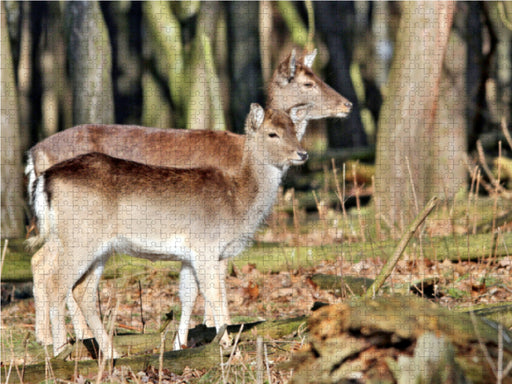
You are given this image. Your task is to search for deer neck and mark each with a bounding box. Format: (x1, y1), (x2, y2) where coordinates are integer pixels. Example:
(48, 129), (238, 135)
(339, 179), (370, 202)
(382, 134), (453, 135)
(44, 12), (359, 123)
(237, 139), (284, 226)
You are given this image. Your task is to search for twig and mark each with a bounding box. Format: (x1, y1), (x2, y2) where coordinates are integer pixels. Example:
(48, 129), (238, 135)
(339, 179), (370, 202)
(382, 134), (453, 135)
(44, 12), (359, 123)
(364, 197), (438, 298)
(473, 169), (481, 235)
(138, 280), (145, 334)
(0, 239), (9, 281)
(476, 140), (512, 199)
(219, 346), (227, 384)
(256, 337), (264, 384)
(501, 117), (512, 150)
(469, 311), (497, 376)
(331, 159), (348, 227)
(352, 163), (366, 242)
(498, 323), (503, 384)
(225, 324), (244, 377)
(405, 157), (419, 216)
(158, 325), (170, 384)
(372, 175), (383, 240)
(226, 324), (244, 376)
(264, 343), (272, 383)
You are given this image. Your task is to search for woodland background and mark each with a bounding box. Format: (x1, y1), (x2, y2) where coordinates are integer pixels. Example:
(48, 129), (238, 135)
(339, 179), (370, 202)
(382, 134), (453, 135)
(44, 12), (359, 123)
(2, 2), (512, 383)
(1, 1), (512, 237)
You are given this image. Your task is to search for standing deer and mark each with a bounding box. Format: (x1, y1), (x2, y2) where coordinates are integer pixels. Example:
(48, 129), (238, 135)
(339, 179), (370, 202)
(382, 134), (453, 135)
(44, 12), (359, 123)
(32, 104), (310, 357)
(28, 49), (352, 349)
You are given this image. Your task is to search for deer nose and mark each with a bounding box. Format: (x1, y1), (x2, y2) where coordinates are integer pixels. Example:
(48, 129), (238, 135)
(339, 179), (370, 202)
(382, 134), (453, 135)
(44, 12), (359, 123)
(344, 101), (353, 109)
(298, 151), (308, 161)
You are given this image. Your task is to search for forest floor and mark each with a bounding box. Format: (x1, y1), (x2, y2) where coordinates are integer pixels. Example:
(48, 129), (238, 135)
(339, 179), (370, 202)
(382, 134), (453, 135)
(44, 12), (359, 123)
(2, 177), (512, 382)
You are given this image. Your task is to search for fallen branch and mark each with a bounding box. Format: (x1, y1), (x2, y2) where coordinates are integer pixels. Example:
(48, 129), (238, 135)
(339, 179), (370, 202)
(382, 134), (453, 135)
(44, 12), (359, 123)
(364, 196), (438, 298)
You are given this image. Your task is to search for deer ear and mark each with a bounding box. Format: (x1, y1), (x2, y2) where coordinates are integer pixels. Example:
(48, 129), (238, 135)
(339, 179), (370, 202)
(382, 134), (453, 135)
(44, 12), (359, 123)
(289, 103), (312, 141)
(303, 49), (317, 68)
(275, 50), (297, 86)
(248, 103), (265, 132)
(289, 103), (312, 125)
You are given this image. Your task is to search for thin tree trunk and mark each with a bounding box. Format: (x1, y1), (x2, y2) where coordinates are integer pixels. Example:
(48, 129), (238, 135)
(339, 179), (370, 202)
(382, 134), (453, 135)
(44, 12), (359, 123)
(226, 1), (264, 134)
(315, 1), (367, 149)
(100, 2), (143, 125)
(1, 4), (24, 238)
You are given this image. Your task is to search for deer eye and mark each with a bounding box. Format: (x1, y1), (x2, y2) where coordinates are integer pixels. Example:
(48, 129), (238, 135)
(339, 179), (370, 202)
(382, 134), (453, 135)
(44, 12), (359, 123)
(303, 82), (314, 88)
(268, 132), (279, 138)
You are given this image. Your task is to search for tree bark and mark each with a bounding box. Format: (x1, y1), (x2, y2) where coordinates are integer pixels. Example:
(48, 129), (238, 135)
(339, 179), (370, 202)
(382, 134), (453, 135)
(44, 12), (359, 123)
(428, 3), (467, 200)
(1, 4), (24, 238)
(374, 1), (455, 229)
(65, 1), (114, 125)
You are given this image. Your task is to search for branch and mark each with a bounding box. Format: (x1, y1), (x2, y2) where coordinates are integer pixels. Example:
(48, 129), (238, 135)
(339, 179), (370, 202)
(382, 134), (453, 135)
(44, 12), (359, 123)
(364, 196), (438, 298)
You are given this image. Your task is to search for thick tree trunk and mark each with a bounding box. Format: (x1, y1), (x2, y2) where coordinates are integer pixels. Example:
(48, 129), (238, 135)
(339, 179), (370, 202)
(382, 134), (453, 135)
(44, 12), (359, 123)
(374, 1), (455, 230)
(65, 1), (114, 125)
(1, 4), (24, 238)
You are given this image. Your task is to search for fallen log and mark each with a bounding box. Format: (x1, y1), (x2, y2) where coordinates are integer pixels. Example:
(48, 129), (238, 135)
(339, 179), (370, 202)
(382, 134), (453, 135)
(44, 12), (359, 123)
(16, 316), (307, 383)
(20, 339), (222, 384)
(287, 296), (512, 384)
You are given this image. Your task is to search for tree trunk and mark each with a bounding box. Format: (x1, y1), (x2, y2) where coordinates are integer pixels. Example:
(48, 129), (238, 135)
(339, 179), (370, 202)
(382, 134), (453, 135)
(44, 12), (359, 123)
(1, 4), (24, 238)
(466, 2), (484, 150)
(428, 3), (467, 200)
(374, 1), (455, 230)
(65, 1), (114, 125)
(314, 1), (367, 149)
(100, 2), (143, 125)
(485, 2), (512, 126)
(226, 1), (264, 134)
(142, 1), (185, 127)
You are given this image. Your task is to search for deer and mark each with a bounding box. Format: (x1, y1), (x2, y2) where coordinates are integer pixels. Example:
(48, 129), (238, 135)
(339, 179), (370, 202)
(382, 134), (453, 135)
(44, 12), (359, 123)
(27, 49), (353, 349)
(31, 104), (310, 358)
(26, 50), (350, 184)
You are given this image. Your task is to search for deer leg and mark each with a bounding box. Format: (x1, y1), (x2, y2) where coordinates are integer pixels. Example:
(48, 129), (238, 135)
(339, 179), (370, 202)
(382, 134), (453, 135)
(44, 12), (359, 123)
(46, 243), (79, 356)
(67, 275), (94, 340)
(33, 240), (94, 343)
(203, 259), (230, 327)
(174, 262), (199, 350)
(31, 242), (53, 345)
(192, 257), (230, 347)
(73, 262), (120, 359)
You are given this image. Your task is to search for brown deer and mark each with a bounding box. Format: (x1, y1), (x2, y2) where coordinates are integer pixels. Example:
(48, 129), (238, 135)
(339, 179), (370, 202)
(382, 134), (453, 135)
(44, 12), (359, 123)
(26, 50), (350, 185)
(32, 104), (310, 357)
(28, 49), (352, 348)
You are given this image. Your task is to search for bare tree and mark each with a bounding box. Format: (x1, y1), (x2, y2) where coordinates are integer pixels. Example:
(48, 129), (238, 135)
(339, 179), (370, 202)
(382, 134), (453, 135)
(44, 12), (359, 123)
(374, 1), (455, 230)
